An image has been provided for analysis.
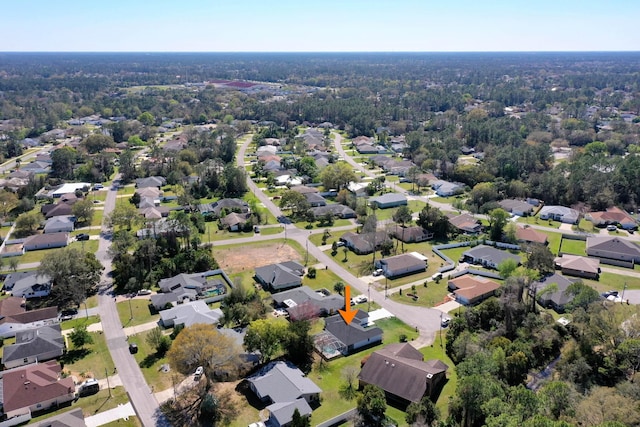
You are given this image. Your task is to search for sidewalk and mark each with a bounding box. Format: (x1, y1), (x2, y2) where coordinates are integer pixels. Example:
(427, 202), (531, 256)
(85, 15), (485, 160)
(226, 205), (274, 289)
(84, 402), (136, 427)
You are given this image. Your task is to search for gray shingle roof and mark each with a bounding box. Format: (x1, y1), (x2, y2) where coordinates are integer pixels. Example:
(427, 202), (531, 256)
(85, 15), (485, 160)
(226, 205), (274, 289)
(3, 324), (64, 365)
(271, 286), (344, 314)
(248, 361), (321, 403)
(323, 311), (383, 348)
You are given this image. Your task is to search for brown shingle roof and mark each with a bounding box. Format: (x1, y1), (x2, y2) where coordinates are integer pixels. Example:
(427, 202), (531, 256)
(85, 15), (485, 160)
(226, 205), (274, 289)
(3, 361), (75, 412)
(516, 226), (548, 244)
(448, 275), (501, 302)
(0, 306), (58, 326)
(554, 254), (600, 274)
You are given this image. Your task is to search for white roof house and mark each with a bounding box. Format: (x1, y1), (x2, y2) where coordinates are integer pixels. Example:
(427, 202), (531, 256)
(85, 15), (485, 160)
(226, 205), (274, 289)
(47, 183), (91, 198)
(159, 300), (223, 328)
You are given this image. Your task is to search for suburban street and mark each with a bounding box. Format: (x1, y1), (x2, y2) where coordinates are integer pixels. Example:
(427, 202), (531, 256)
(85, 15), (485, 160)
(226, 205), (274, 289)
(95, 176), (168, 427)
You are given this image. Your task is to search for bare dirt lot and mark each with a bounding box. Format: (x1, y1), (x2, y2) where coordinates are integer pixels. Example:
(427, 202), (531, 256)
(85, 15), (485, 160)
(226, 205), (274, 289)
(215, 243), (301, 273)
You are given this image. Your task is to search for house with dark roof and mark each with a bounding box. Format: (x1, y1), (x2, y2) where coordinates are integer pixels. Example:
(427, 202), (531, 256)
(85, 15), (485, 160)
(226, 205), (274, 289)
(136, 218), (189, 239)
(585, 206), (638, 230)
(311, 204), (356, 219)
(255, 261), (305, 291)
(461, 245), (521, 270)
(532, 273), (577, 313)
(2, 324), (65, 369)
(447, 275), (501, 305)
(32, 408), (86, 427)
(515, 226), (548, 245)
(135, 176), (166, 188)
(554, 254), (600, 279)
(586, 236), (640, 264)
(448, 213), (482, 234)
(0, 306), (59, 338)
(391, 225), (433, 243)
(370, 193), (407, 209)
(43, 203), (74, 219)
(539, 206), (579, 224)
(340, 231), (390, 255)
(247, 361), (321, 427)
(271, 286), (344, 318)
(220, 212), (251, 231)
(358, 343), (448, 407)
(318, 310), (383, 356)
(290, 185), (318, 195)
(499, 199), (535, 217)
(3, 271), (52, 299)
(152, 271), (229, 310)
(23, 233), (69, 252)
(1, 361), (76, 419)
(199, 198), (250, 218)
(375, 253), (426, 278)
(304, 193), (327, 207)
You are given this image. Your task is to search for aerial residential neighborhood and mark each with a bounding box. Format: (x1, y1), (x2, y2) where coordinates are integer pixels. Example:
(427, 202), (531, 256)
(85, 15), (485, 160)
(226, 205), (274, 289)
(0, 50), (639, 427)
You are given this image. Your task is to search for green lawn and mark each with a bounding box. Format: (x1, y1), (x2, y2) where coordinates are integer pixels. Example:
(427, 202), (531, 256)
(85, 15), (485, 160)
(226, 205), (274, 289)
(374, 200), (426, 221)
(545, 231), (563, 256)
(28, 387), (131, 422)
(117, 299), (160, 328)
(389, 280), (452, 308)
(431, 195), (467, 205)
(438, 246), (469, 265)
(10, 239), (100, 265)
(308, 229), (353, 247)
(302, 268), (344, 291)
(61, 315), (101, 331)
(258, 226), (283, 236)
(294, 218), (353, 230)
(131, 328), (186, 393)
(62, 331), (116, 380)
(584, 272), (640, 291)
(559, 238), (586, 255)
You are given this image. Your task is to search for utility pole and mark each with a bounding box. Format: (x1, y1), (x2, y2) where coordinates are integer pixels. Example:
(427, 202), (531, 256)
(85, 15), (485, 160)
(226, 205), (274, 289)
(128, 295), (133, 320)
(105, 368), (112, 397)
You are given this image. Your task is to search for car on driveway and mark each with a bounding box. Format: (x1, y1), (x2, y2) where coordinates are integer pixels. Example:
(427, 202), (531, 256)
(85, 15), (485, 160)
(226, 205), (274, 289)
(606, 225), (618, 231)
(441, 317), (451, 328)
(76, 233), (90, 241)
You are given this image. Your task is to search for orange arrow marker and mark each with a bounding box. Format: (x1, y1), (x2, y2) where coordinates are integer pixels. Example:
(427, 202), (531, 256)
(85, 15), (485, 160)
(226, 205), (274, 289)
(339, 286), (357, 325)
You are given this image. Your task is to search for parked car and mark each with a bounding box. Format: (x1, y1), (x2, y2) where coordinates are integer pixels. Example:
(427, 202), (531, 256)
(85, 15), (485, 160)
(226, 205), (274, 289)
(253, 225), (260, 233)
(607, 225), (618, 231)
(441, 317), (451, 328)
(128, 343), (138, 354)
(373, 269), (384, 277)
(137, 289), (152, 296)
(76, 233), (90, 241)
(78, 379), (100, 396)
(194, 366), (204, 380)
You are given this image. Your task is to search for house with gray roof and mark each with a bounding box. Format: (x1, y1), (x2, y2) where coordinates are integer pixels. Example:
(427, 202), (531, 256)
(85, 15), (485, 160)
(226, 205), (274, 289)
(135, 176), (166, 188)
(271, 286), (344, 317)
(532, 273), (577, 313)
(255, 261), (305, 291)
(199, 198), (250, 218)
(44, 216), (75, 234)
(220, 212), (251, 231)
(310, 204), (356, 219)
(391, 225), (433, 243)
(33, 408), (86, 427)
(539, 205), (579, 224)
(159, 300), (223, 328)
(499, 199), (535, 216)
(586, 236), (640, 264)
(554, 254), (600, 279)
(340, 231), (390, 255)
(369, 193), (407, 209)
(358, 343), (448, 407)
(247, 360), (321, 407)
(318, 310), (383, 356)
(461, 245), (521, 270)
(152, 271), (229, 310)
(432, 180), (464, 197)
(23, 233), (69, 252)
(3, 271), (52, 299)
(304, 193), (327, 207)
(3, 324), (65, 369)
(375, 253), (426, 278)
(0, 305), (58, 339)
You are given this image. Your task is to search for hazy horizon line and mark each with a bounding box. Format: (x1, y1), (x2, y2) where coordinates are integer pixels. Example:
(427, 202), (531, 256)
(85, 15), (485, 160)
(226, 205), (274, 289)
(1, 50), (639, 54)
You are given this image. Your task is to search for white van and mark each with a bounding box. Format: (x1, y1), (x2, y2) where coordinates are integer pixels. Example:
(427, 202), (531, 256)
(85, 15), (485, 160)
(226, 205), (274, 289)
(431, 272), (443, 281)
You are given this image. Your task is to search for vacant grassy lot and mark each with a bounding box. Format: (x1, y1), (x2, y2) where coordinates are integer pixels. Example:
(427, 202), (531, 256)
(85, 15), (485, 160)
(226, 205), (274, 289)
(117, 298), (160, 328)
(559, 238), (586, 255)
(389, 280), (452, 308)
(374, 200), (426, 221)
(584, 271), (640, 291)
(62, 331), (116, 380)
(131, 328), (186, 393)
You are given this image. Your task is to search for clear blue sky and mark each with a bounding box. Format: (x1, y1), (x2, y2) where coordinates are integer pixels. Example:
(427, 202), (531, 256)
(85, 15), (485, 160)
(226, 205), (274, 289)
(2, 0), (638, 52)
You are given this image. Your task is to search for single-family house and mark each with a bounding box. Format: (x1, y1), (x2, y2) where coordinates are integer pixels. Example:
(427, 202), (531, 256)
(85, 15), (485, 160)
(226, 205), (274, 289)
(247, 361), (321, 427)
(43, 203), (74, 219)
(448, 213), (482, 234)
(317, 310), (383, 356)
(33, 408), (86, 427)
(135, 176), (166, 189)
(461, 245), (521, 269)
(255, 261), (305, 291)
(554, 254), (600, 279)
(220, 212), (251, 231)
(539, 206), (580, 224)
(135, 187), (162, 199)
(3, 271), (52, 299)
(46, 183), (90, 198)
(586, 236), (640, 264)
(340, 231), (390, 255)
(347, 182), (369, 197)
(304, 193), (327, 207)
(585, 206), (638, 230)
(499, 199), (535, 217)
(0, 305), (59, 338)
(23, 233), (69, 252)
(21, 161), (51, 174)
(532, 273), (577, 313)
(271, 286), (344, 317)
(375, 253), (426, 278)
(358, 343), (448, 407)
(515, 226), (548, 245)
(447, 275), (501, 305)
(153, 271), (228, 310)
(136, 218), (189, 239)
(44, 216), (75, 234)
(310, 204), (356, 219)
(432, 180), (464, 197)
(1, 361), (76, 419)
(391, 225), (433, 243)
(2, 324), (65, 369)
(355, 143), (379, 154)
(369, 193), (407, 209)
(290, 186), (318, 195)
(159, 300), (223, 328)
(200, 198), (250, 218)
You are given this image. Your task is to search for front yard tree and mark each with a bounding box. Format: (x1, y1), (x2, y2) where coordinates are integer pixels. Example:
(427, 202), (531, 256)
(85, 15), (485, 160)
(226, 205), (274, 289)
(333, 281), (345, 295)
(285, 320), (314, 372)
(69, 324), (93, 348)
(0, 190), (19, 220)
(279, 190), (310, 219)
(51, 146), (77, 179)
(108, 203), (141, 230)
(393, 205), (413, 253)
(244, 319), (288, 364)
(15, 211), (42, 234)
(488, 208), (510, 242)
(525, 243), (555, 276)
(119, 150), (136, 183)
(319, 162), (357, 191)
(357, 384), (387, 427)
(146, 326), (171, 356)
(167, 323), (241, 388)
(39, 247), (104, 308)
(71, 198), (95, 225)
